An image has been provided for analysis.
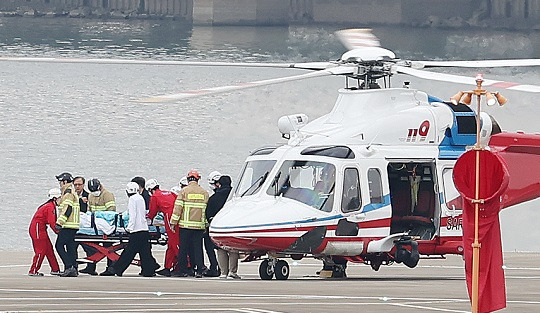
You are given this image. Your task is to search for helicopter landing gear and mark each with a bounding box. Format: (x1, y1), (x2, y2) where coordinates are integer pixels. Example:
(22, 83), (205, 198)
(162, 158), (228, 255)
(259, 259), (274, 280)
(394, 237), (419, 268)
(259, 258), (290, 280)
(275, 260), (290, 280)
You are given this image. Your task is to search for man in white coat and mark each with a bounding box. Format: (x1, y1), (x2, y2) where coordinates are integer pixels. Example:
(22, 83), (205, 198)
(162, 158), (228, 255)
(104, 182), (156, 277)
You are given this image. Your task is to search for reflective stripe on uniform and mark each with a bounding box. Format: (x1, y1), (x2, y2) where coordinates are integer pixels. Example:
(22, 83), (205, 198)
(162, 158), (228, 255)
(57, 193), (80, 229)
(90, 204), (106, 211)
(187, 194), (205, 200)
(181, 220), (206, 228)
(178, 201), (206, 229)
(170, 213), (180, 224)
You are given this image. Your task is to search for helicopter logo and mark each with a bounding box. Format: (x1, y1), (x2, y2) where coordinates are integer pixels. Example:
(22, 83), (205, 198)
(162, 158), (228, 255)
(406, 120), (430, 142)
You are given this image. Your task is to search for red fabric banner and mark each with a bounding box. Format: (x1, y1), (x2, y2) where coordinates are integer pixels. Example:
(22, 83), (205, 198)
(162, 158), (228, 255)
(453, 149), (509, 313)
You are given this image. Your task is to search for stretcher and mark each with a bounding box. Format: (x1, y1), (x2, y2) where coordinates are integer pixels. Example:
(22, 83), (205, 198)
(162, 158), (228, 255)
(75, 212), (168, 266)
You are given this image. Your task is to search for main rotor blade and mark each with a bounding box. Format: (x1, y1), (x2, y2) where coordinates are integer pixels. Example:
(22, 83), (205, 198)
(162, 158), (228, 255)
(0, 56), (331, 70)
(139, 66), (355, 103)
(335, 28), (381, 50)
(414, 59), (540, 68)
(396, 66), (540, 93)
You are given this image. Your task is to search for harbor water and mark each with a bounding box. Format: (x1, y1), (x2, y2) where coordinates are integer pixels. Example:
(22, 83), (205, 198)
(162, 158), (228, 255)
(0, 18), (539, 251)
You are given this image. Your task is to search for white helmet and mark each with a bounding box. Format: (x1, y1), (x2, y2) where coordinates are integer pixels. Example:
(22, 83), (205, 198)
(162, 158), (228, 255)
(170, 186), (181, 195)
(208, 171), (222, 190)
(126, 182), (139, 194)
(179, 176), (188, 188)
(145, 178), (159, 191)
(48, 188), (62, 200)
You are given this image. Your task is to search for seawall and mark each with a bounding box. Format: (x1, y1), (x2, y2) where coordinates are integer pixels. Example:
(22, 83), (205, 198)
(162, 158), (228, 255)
(0, 0), (539, 29)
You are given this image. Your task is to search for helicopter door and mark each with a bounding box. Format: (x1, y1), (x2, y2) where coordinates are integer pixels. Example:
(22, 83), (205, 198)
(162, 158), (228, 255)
(387, 162), (437, 240)
(440, 167), (464, 235)
(336, 167), (362, 237)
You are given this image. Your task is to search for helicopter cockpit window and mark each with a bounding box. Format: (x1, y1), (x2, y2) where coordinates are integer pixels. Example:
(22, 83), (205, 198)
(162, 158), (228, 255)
(368, 168), (383, 204)
(234, 160), (276, 197)
(266, 161), (335, 212)
(341, 168), (362, 213)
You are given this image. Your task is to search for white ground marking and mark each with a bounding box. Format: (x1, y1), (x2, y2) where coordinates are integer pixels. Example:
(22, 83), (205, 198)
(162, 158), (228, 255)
(390, 303), (470, 312)
(0, 309), (271, 313)
(0, 288), (467, 301)
(236, 309), (284, 313)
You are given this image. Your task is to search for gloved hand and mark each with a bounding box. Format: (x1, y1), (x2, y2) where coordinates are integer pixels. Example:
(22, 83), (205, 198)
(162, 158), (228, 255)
(55, 224), (62, 232)
(169, 223), (176, 233)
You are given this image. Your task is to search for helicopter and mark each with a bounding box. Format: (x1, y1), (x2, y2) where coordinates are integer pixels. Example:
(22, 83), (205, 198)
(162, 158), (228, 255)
(2, 29), (539, 281)
(138, 29), (540, 280)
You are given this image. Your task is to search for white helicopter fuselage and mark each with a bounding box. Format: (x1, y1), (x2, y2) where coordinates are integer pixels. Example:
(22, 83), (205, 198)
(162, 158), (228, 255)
(210, 87), (491, 268)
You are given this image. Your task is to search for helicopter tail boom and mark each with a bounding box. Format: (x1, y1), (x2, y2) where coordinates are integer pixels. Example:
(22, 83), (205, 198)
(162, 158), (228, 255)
(489, 133), (540, 209)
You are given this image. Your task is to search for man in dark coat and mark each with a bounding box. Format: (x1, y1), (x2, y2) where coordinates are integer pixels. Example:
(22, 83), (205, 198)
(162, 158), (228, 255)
(206, 175), (240, 279)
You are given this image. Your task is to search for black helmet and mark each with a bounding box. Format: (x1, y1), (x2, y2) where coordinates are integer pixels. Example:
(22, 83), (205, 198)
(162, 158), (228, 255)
(56, 172), (73, 183)
(87, 178), (101, 192)
(218, 175), (232, 187)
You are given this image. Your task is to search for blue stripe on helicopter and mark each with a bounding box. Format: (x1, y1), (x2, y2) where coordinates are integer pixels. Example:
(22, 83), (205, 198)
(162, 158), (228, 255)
(428, 95), (443, 103)
(211, 195), (390, 230)
(362, 194), (391, 213)
(438, 102), (477, 159)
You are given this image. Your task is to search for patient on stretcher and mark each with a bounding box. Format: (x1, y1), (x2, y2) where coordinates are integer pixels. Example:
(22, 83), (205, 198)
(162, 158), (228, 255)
(77, 211), (165, 236)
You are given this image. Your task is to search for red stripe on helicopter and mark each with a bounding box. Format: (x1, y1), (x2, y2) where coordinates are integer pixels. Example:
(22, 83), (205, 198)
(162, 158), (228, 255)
(211, 217), (391, 234)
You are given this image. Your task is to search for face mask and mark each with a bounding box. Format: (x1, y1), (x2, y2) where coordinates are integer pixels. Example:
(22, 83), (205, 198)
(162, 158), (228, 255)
(91, 190), (101, 197)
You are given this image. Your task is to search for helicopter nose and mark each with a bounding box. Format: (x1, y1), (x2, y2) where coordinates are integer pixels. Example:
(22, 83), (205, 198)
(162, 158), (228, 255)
(209, 198), (315, 252)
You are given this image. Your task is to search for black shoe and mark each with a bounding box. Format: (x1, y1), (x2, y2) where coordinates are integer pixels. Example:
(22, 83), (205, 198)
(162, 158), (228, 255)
(195, 273), (203, 278)
(60, 267), (78, 277)
(156, 268), (171, 277)
(143, 273), (156, 277)
(80, 267), (98, 276)
(203, 269), (219, 277)
(99, 268), (116, 276)
(171, 271), (188, 277)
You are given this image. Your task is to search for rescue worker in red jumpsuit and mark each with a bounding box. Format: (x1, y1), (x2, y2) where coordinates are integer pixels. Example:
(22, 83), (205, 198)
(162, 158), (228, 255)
(146, 179), (179, 277)
(29, 188), (62, 276)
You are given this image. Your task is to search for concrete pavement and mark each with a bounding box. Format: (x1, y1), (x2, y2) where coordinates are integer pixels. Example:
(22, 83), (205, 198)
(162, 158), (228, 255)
(1, 251), (539, 312)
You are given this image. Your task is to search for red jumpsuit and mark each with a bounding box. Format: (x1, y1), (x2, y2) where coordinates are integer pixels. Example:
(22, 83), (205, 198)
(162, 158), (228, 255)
(29, 200), (60, 274)
(148, 189), (179, 270)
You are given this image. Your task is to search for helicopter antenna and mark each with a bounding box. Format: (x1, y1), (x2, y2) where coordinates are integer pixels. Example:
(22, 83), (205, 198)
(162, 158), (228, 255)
(366, 130), (382, 151)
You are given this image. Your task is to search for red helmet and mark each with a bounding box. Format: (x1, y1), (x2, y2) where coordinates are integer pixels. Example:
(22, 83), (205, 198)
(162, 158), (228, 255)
(187, 169), (201, 180)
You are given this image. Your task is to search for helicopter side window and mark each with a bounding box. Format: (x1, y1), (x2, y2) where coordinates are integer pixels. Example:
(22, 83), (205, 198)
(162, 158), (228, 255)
(442, 168), (463, 213)
(341, 168), (362, 213)
(368, 168), (383, 204)
(267, 161), (335, 212)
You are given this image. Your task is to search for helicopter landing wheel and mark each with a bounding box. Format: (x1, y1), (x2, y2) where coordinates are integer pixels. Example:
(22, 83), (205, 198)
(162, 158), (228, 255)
(274, 260), (290, 280)
(259, 259), (274, 280)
